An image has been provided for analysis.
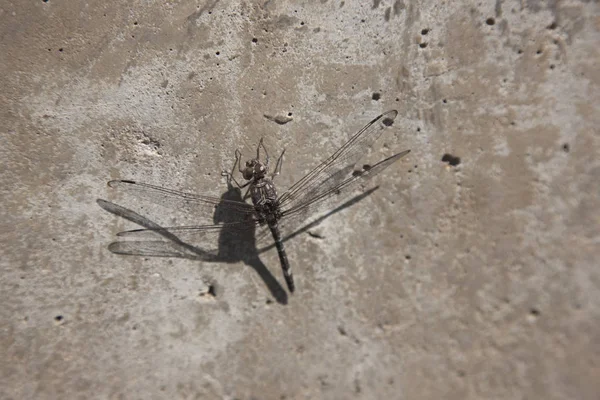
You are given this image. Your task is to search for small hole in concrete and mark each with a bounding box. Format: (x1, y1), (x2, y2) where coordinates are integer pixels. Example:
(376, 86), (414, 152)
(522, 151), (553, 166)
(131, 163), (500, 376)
(562, 143), (570, 153)
(536, 49), (543, 55)
(530, 308), (540, 317)
(441, 153), (461, 166)
(421, 28), (429, 35)
(308, 230), (325, 239)
(442, 98), (447, 104)
(486, 17), (495, 25)
(547, 21), (557, 29)
(252, 38), (258, 43)
(288, 112), (292, 117)
(55, 315), (63, 322)
(372, 92), (381, 101)
(405, 255), (411, 260)
(207, 284), (217, 297)
(199, 282), (218, 298)
(419, 42), (428, 48)
(215, 51), (220, 56)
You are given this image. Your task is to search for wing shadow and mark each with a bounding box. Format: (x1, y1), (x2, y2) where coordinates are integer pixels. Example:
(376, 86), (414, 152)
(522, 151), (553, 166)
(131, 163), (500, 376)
(98, 181), (289, 304)
(98, 183), (379, 305)
(257, 186), (379, 253)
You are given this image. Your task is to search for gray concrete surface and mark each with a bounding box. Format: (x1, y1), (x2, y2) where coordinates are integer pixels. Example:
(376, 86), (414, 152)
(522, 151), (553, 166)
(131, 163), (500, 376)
(1, 1), (599, 399)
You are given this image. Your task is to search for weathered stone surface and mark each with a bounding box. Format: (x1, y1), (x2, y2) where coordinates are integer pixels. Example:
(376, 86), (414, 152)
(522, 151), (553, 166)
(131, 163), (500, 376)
(1, 1), (598, 399)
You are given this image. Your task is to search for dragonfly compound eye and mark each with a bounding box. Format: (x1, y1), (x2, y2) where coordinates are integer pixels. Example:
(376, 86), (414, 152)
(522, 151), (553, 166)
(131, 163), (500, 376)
(243, 167), (254, 180)
(253, 163), (266, 177)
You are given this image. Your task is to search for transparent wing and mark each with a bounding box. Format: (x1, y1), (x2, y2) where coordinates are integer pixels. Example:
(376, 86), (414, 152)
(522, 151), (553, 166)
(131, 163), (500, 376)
(282, 150), (409, 219)
(256, 186), (379, 253)
(255, 150), (410, 252)
(107, 180), (256, 221)
(97, 199), (261, 263)
(107, 240), (216, 260)
(277, 110), (399, 210)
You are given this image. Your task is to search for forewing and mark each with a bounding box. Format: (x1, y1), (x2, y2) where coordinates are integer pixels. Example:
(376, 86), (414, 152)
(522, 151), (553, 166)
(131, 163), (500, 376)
(108, 240), (216, 260)
(114, 221), (260, 262)
(107, 180), (256, 222)
(257, 150), (410, 251)
(98, 198), (261, 263)
(277, 110), (399, 210)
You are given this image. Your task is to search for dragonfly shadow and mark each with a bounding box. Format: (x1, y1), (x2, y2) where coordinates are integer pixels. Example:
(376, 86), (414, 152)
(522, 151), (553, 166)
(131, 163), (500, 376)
(99, 111), (409, 297)
(98, 182), (379, 305)
(97, 182), (289, 304)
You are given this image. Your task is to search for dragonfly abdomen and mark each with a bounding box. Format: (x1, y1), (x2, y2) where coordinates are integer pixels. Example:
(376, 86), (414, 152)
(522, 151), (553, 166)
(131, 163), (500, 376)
(268, 223), (294, 293)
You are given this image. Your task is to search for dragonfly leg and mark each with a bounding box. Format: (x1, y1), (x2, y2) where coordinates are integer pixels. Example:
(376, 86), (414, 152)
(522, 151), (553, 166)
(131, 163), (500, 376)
(222, 171), (245, 189)
(257, 138), (270, 166)
(242, 184), (252, 201)
(222, 149), (245, 188)
(235, 149), (245, 174)
(272, 148), (285, 179)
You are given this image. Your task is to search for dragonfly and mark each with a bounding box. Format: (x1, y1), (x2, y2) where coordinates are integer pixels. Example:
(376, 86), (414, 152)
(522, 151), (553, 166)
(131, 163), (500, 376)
(101, 110), (410, 293)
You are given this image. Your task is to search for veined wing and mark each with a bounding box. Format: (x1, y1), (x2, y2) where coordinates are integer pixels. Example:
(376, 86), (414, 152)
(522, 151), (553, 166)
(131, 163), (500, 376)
(255, 186), (380, 253)
(108, 240), (216, 260)
(107, 180), (256, 218)
(261, 151), (410, 250)
(98, 198), (261, 262)
(277, 110), (399, 210)
(115, 220), (258, 241)
(282, 150), (410, 219)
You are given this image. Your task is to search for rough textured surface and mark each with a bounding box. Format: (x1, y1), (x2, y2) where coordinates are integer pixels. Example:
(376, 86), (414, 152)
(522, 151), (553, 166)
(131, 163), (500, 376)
(1, 1), (599, 399)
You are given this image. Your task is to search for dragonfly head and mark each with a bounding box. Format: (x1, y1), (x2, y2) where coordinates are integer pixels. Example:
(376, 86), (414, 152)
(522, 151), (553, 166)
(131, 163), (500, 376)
(242, 159), (267, 180)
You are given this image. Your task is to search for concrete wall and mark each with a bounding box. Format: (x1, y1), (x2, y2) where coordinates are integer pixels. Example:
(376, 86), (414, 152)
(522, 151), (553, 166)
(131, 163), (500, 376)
(1, 1), (598, 399)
